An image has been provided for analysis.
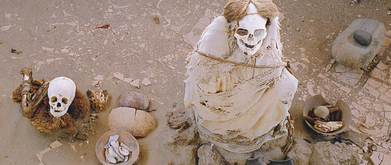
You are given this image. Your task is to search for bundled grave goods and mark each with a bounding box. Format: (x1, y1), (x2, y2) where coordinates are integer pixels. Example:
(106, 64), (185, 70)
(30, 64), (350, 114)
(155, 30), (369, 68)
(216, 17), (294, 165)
(306, 104), (344, 133)
(184, 0), (298, 163)
(303, 95), (352, 136)
(12, 67), (108, 139)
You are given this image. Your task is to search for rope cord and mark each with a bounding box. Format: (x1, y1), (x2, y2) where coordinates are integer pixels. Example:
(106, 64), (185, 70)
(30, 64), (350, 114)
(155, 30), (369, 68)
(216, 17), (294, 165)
(196, 50), (286, 69)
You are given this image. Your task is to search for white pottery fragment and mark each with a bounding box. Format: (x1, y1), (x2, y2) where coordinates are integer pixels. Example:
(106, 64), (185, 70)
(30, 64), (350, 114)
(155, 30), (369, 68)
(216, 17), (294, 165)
(118, 142), (131, 156)
(108, 107), (156, 137)
(130, 79), (140, 88)
(105, 134), (119, 148)
(142, 78), (152, 86)
(105, 147), (117, 163)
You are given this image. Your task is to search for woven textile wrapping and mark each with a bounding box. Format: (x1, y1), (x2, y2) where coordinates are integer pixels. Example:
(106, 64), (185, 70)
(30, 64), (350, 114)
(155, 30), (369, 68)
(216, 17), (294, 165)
(184, 16), (297, 153)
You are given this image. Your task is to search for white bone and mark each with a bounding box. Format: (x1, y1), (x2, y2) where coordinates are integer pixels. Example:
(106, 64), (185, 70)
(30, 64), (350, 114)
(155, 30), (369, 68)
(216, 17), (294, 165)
(234, 2), (267, 56)
(48, 77), (76, 117)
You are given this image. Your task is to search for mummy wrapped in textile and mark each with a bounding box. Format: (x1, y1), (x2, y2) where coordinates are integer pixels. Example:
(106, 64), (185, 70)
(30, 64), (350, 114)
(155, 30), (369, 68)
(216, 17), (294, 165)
(184, 0), (298, 154)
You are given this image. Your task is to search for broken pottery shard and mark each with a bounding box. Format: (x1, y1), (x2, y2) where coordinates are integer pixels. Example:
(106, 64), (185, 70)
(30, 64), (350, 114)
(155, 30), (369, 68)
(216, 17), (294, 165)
(119, 142), (132, 156)
(42, 46), (55, 53)
(36, 147), (51, 162)
(130, 79), (140, 88)
(1, 25), (12, 31)
(113, 72), (124, 80)
(105, 147), (117, 163)
(142, 78), (152, 86)
(124, 78), (133, 83)
(50, 140), (62, 149)
(105, 134), (119, 148)
(86, 89), (109, 112)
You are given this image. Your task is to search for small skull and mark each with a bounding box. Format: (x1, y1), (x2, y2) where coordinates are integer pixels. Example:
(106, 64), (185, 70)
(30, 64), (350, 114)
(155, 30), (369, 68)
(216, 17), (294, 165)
(48, 77), (76, 117)
(234, 2), (267, 56)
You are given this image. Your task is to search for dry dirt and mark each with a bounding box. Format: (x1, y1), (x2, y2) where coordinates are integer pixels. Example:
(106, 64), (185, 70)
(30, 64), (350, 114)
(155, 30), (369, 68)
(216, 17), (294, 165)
(1, 0), (391, 164)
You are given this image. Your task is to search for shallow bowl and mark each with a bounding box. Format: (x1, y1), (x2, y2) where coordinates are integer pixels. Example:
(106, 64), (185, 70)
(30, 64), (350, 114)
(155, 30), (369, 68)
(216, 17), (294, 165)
(303, 94), (352, 136)
(96, 130), (140, 165)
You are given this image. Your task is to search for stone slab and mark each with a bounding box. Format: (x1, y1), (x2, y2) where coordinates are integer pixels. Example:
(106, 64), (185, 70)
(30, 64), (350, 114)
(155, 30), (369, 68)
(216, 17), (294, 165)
(332, 19), (386, 69)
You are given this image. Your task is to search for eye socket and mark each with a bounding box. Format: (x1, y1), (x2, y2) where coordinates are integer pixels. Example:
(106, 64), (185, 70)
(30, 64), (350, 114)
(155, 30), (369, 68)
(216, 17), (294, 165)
(51, 96), (57, 103)
(62, 97), (68, 104)
(254, 29), (265, 37)
(236, 28), (248, 36)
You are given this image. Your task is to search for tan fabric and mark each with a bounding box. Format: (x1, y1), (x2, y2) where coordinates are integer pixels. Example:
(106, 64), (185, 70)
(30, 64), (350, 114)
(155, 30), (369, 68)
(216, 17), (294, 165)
(184, 15), (297, 153)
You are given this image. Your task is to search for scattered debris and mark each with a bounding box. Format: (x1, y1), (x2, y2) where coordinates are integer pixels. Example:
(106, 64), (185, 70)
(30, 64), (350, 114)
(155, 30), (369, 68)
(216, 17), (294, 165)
(42, 46), (54, 53)
(153, 17), (160, 24)
(92, 75), (104, 87)
(36, 140), (63, 163)
(95, 24), (110, 29)
(11, 48), (22, 55)
(351, 0), (360, 4)
(70, 143), (77, 152)
(113, 72), (124, 80)
(167, 109), (192, 133)
(142, 78), (152, 86)
(86, 89), (109, 112)
(1, 24), (12, 31)
(130, 79), (140, 88)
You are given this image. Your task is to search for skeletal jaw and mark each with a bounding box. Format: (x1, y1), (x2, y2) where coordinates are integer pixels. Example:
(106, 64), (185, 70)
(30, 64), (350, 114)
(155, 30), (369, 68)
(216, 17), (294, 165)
(240, 39), (263, 49)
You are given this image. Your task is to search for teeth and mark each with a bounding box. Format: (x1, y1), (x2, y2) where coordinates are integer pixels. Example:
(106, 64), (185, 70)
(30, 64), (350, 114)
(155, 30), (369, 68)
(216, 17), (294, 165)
(245, 43), (255, 48)
(240, 40), (255, 49)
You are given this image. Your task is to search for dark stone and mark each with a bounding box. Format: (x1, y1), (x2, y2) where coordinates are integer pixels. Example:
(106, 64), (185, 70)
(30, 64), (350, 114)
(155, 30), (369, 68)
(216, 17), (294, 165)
(246, 157), (265, 165)
(269, 158), (294, 165)
(353, 30), (372, 46)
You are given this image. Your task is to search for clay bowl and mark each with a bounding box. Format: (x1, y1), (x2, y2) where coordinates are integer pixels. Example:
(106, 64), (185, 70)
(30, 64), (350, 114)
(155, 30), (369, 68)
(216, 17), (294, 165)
(303, 94), (352, 136)
(96, 130), (140, 165)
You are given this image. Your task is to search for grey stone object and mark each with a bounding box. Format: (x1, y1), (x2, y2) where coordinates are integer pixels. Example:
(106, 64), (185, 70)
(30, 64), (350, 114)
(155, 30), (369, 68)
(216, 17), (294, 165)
(309, 141), (360, 165)
(353, 30), (372, 46)
(332, 19), (386, 69)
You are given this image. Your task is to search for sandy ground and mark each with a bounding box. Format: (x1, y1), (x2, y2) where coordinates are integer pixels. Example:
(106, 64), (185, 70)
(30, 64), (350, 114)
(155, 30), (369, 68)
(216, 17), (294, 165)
(1, 0), (391, 164)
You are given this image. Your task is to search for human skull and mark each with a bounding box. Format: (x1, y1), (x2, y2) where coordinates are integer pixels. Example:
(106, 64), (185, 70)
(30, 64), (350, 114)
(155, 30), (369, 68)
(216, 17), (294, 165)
(48, 77), (76, 117)
(234, 2), (267, 56)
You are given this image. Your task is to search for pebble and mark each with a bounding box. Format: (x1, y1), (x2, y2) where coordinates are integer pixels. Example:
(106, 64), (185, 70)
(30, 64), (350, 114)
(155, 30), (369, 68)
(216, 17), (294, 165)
(353, 30), (372, 46)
